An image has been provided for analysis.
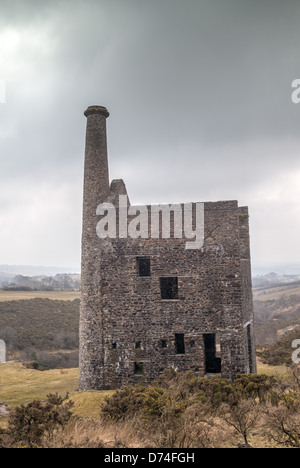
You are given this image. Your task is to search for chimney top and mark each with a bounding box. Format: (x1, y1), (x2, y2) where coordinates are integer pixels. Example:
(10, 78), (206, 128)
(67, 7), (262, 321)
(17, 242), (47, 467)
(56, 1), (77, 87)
(84, 106), (109, 118)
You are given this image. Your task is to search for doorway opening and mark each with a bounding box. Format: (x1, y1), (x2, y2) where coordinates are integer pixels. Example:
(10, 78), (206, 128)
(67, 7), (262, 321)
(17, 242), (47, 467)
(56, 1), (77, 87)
(203, 333), (221, 374)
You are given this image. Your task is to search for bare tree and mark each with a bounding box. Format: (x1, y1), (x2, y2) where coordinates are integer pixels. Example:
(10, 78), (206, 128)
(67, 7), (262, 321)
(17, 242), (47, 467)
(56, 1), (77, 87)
(219, 399), (261, 447)
(265, 397), (300, 448)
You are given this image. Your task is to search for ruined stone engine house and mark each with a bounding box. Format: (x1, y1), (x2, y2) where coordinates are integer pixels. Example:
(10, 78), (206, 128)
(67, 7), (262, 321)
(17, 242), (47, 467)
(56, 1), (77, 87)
(79, 105), (256, 391)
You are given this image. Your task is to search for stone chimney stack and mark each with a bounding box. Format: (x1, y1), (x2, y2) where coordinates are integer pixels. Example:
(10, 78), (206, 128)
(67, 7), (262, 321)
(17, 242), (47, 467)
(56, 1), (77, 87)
(79, 105), (110, 391)
(83, 106), (110, 212)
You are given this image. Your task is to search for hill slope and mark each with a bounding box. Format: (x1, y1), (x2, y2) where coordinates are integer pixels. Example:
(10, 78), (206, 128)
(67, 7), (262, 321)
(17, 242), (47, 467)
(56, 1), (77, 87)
(0, 298), (79, 367)
(254, 282), (300, 345)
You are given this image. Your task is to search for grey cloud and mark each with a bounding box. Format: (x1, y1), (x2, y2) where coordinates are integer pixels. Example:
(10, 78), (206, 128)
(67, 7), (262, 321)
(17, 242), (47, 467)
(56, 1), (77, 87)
(0, 0), (300, 267)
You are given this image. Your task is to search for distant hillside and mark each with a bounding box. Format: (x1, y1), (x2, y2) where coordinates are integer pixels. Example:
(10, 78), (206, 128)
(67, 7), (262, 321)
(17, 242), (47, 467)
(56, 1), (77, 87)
(254, 280), (300, 346)
(253, 272), (300, 289)
(257, 328), (300, 366)
(252, 263), (300, 276)
(0, 298), (79, 368)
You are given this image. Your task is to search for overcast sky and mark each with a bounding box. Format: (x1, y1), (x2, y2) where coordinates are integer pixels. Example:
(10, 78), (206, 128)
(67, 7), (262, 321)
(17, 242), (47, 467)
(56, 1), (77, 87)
(1, 0), (300, 273)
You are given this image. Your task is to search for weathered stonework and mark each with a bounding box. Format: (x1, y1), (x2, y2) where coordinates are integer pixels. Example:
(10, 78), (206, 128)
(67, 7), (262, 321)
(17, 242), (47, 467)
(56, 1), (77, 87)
(79, 106), (257, 391)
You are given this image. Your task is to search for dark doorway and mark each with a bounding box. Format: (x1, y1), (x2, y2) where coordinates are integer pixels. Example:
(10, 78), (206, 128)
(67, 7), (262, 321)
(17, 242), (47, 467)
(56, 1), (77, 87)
(175, 334), (185, 354)
(203, 333), (221, 374)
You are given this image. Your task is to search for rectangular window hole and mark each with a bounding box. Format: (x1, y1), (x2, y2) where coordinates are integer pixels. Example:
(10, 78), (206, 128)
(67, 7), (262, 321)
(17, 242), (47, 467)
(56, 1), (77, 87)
(137, 257), (151, 277)
(160, 277), (178, 300)
(134, 362), (144, 375)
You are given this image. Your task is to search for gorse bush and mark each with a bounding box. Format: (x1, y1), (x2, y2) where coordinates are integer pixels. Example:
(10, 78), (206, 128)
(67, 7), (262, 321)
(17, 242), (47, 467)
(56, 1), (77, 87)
(101, 368), (300, 448)
(155, 370), (277, 407)
(0, 393), (74, 448)
(101, 384), (184, 421)
(101, 371), (278, 423)
(101, 385), (145, 421)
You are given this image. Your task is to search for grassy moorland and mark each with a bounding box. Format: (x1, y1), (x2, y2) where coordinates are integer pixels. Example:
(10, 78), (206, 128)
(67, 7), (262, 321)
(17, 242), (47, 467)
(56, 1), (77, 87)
(0, 363), (79, 408)
(0, 363), (114, 420)
(1, 361), (298, 448)
(0, 363), (113, 429)
(0, 361), (287, 409)
(0, 286), (299, 447)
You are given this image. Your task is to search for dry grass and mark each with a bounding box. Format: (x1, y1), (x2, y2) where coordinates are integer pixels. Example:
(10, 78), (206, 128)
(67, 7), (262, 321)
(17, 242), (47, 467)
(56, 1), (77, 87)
(47, 418), (147, 448)
(257, 359), (289, 379)
(0, 363), (113, 433)
(0, 363), (79, 408)
(0, 364), (113, 419)
(51, 405), (277, 448)
(70, 391), (114, 420)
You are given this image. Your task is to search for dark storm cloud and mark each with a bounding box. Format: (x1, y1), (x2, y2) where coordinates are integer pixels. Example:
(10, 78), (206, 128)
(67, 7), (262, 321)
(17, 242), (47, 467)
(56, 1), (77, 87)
(2, 0), (300, 170)
(0, 0), (300, 266)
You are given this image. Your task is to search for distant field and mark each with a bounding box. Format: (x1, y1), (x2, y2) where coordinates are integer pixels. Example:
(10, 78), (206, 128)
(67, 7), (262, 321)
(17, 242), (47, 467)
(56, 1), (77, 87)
(0, 290), (80, 302)
(253, 283), (300, 301)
